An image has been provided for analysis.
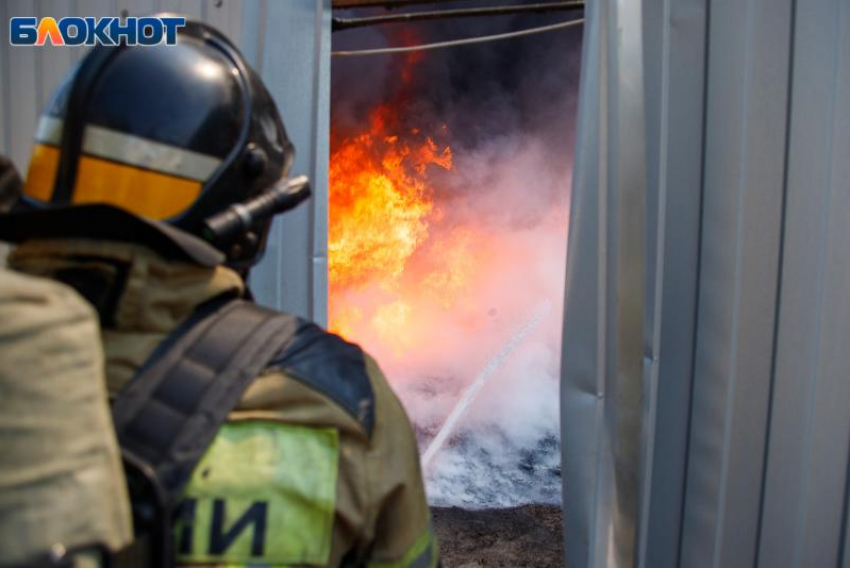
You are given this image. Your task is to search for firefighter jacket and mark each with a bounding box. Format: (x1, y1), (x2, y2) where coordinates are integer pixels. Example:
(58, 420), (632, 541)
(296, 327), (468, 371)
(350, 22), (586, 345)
(0, 268), (134, 566)
(8, 238), (438, 568)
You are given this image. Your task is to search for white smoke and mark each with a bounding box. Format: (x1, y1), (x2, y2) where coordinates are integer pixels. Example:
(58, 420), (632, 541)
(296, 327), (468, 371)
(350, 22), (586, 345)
(370, 136), (571, 507)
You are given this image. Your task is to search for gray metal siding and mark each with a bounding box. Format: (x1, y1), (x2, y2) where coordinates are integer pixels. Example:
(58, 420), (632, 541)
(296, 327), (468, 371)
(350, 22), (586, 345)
(240, 0), (329, 323)
(3, 1), (41, 175)
(640, 0), (708, 566)
(757, 1), (850, 567)
(573, 0), (850, 567)
(679, 1), (793, 567)
(635, 0), (850, 567)
(560, 0), (647, 565)
(559, 6), (603, 566)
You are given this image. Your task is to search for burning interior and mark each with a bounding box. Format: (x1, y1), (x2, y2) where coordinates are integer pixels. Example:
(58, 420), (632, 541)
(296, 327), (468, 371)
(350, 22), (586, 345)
(329, 15), (581, 507)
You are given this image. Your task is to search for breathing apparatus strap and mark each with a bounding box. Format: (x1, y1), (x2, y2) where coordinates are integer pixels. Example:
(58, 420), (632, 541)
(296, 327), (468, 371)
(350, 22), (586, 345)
(111, 298), (300, 567)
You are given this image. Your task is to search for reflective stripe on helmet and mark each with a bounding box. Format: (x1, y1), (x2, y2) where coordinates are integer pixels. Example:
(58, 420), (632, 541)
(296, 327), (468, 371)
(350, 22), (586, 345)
(368, 528), (439, 568)
(34, 115), (63, 145)
(36, 116), (222, 182)
(173, 421), (338, 566)
(23, 143), (203, 220)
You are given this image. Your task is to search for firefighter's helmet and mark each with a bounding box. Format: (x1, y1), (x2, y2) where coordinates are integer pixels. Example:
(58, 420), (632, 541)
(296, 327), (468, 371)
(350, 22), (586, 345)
(0, 17), (294, 269)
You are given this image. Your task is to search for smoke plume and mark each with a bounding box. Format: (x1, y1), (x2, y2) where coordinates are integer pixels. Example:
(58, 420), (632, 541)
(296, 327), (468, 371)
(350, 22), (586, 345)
(331, 4), (582, 507)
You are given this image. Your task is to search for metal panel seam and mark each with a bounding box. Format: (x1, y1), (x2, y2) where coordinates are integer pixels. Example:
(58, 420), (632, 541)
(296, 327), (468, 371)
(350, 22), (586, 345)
(838, 437), (850, 567)
(752, 1), (797, 565)
(636, 0), (671, 563)
(709, 1), (758, 564)
(589, 0), (609, 562)
(310, 0), (321, 321)
(308, 0), (329, 324)
(676, 0), (712, 564)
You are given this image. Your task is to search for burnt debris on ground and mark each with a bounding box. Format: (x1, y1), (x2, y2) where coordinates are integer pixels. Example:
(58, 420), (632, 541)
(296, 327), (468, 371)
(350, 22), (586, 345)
(432, 504), (563, 567)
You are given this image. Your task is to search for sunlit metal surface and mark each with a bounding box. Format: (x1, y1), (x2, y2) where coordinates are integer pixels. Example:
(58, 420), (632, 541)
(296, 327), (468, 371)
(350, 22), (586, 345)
(632, 1), (850, 568)
(239, 0), (331, 323)
(560, 0), (647, 566)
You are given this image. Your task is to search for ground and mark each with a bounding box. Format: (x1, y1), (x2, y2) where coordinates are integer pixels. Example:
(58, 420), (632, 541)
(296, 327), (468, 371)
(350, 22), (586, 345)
(431, 505), (563, 567)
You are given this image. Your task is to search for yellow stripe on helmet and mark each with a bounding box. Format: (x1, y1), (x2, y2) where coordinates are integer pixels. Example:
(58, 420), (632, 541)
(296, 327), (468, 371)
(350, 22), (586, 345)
(22, 143), (203, 220)
(24, 116), (224, 220)
(73, 154), (203, 220)
(23, 144), (59, 202)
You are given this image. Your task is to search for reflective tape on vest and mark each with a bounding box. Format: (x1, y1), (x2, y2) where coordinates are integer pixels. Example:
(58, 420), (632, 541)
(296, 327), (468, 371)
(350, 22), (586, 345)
(173, 420), (339, 567)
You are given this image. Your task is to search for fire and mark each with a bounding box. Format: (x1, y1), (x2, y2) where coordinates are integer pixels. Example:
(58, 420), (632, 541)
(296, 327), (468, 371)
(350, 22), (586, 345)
(420, 227), (477, 308)
(329, 103), (457, 347)
(329, 104), (451, 290)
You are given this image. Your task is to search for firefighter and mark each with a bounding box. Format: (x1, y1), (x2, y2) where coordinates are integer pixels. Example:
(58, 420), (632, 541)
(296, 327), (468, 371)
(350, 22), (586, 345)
(0, 19), (436, 568)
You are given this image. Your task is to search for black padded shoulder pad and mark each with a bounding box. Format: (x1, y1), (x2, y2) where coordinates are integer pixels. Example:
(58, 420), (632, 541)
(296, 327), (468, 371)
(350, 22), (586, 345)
(269, 321), (375, 438)
(112, 299), (301, 566)
(113, 299), (300, 503)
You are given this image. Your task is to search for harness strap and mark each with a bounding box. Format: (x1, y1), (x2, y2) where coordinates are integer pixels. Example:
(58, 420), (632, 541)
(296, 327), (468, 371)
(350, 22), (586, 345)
(111, 298), (299, 566)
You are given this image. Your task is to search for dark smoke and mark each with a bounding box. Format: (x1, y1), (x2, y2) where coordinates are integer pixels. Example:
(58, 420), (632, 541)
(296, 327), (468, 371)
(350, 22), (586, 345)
(332, 4), (582, 143)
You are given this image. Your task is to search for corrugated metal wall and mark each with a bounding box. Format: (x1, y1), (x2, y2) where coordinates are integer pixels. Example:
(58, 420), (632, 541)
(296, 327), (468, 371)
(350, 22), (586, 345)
(642, 0), (850, 567)
(567, 0), (850, 567)
(559, 0), (648, 566)
(0, 0), (329, 323)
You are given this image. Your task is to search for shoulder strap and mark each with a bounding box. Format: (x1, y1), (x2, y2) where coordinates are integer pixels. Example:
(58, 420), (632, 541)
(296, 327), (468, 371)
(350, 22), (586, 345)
(112, 299), (299, 506)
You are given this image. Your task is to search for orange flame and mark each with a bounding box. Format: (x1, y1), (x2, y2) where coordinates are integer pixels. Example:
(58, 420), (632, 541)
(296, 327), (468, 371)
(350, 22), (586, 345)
(329, 103), (457, 345)
(329, 105), (451, 289)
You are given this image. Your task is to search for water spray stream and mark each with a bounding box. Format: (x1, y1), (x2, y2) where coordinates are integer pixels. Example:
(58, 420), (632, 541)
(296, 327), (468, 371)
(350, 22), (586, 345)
(421, 301), (553, 471)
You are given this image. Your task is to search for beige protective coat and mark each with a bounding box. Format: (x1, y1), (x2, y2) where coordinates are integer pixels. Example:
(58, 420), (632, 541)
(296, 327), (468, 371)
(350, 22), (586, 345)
(10, 240), (436, 568)
(0, 268), (133, 566)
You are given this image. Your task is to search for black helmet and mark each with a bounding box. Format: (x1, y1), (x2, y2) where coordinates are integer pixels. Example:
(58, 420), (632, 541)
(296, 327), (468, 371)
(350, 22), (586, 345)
(0, 17), (295, 269)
